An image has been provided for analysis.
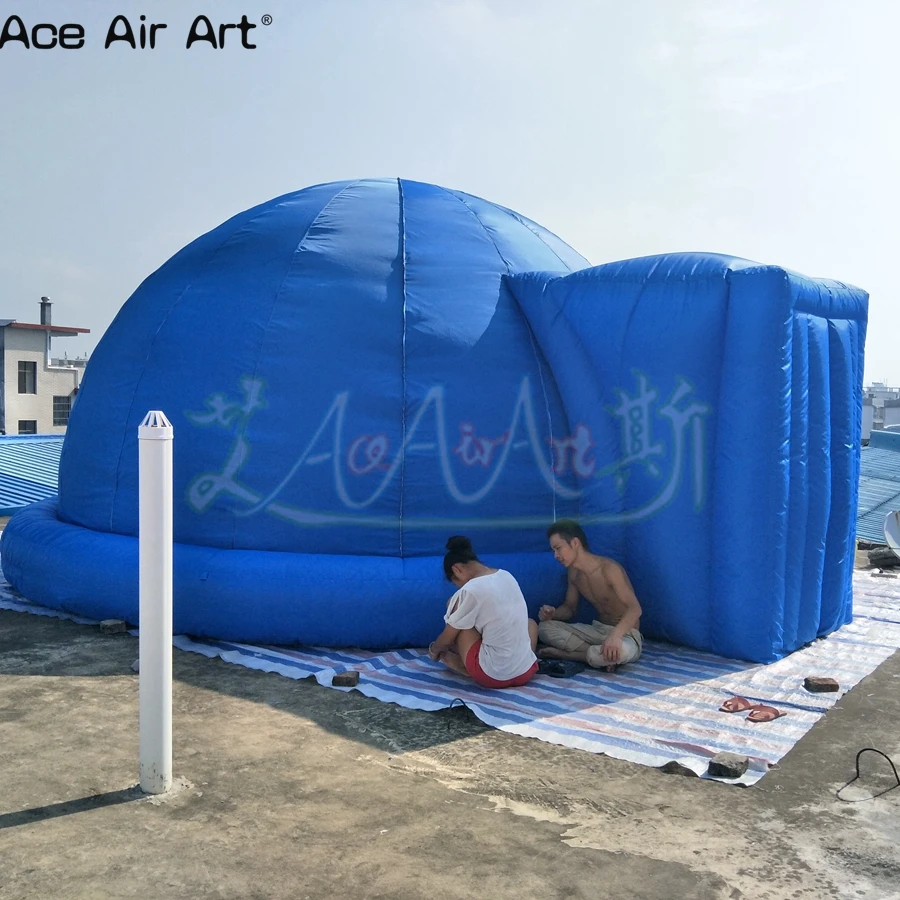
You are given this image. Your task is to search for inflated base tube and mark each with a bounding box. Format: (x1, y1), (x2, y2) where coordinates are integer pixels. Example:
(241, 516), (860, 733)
(0, 499), (566, 649)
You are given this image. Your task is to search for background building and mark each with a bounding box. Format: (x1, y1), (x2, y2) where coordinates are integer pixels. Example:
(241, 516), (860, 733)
(0, 298), (90, 435)
(862, 382), (900, 441)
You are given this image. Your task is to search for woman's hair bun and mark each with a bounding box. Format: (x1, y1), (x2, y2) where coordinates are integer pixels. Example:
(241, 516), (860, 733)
(445, 535), (473, 553)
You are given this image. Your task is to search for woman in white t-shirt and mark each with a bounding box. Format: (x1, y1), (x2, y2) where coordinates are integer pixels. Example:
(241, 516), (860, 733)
(428, 536), (539, 688)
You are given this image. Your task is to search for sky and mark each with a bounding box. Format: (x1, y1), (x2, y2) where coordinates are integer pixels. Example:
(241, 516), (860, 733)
(1, 0), (897, 382)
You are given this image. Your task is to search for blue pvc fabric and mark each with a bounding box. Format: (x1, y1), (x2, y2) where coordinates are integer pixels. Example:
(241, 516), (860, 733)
(1, 179), (585, 646)
(0, 179), (868, 662)
(507, 254), (867, 661)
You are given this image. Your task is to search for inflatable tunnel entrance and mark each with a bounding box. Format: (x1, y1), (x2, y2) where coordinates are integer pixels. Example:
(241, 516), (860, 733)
(508, 253), (868, 662)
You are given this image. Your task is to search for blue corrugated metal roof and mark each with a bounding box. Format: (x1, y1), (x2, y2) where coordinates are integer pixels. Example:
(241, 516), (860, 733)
(0, 435), (63, 516)
(857, 431), (900, 543)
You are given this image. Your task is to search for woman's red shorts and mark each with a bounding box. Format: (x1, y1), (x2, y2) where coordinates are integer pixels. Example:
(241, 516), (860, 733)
(465, 640), (538, 689)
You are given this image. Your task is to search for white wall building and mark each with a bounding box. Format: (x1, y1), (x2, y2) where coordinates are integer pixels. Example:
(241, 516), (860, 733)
(862, 383), (900, 441)
(863, 400), (875, 440)
(884, 398), (900, 432)
(0, 299), (90, 435)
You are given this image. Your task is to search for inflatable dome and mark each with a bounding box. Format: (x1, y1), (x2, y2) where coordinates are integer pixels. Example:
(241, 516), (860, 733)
(1, 179), (589, 646)
(1, 178), (868, 662)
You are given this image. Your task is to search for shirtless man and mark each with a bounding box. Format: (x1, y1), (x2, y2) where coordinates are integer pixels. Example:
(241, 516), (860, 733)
(537, 519), (643, 669)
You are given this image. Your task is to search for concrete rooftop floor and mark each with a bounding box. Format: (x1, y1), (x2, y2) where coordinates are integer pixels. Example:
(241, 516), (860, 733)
(2, 586), (900, 900)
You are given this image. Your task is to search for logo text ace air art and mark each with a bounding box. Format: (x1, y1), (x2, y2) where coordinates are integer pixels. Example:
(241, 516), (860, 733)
(0, 13), (272, 50)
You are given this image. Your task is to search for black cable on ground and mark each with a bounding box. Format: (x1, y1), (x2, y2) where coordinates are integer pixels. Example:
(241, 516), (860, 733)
(836, 748), (900, 801)
(446, 697), (475, 729)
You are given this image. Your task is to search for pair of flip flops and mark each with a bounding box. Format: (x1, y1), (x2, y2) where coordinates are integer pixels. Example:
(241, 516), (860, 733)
(719, 696), (786, 723)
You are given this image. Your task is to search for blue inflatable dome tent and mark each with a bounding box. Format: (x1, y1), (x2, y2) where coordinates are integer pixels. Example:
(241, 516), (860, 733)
(0, 178), (868, 663)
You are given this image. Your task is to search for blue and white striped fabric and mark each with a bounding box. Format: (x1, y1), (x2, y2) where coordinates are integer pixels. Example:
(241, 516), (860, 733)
(2, 569), (898, 786)
(170, 570), (900, 785)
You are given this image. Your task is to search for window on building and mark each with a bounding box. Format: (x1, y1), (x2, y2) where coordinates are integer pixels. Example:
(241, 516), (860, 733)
(18, 420), (37, 435)
(18, 360), (37, 394)
(53, 395), (73, 427)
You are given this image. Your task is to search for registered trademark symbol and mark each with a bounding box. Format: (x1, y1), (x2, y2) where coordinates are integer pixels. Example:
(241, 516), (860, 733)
(261, 15), (273, 26)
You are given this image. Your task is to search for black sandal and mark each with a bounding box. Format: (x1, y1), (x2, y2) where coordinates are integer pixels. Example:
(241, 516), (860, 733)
(538, 659), (586, 678)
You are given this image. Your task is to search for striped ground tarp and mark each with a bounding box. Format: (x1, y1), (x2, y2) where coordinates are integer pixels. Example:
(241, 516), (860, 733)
(2, 569), (899, 786)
